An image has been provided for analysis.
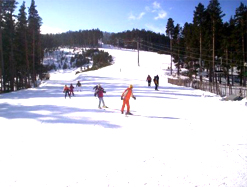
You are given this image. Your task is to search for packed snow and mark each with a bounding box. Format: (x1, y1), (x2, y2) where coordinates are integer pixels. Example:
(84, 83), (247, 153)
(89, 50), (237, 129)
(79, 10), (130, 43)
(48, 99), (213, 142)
(0, 47), (247, 187)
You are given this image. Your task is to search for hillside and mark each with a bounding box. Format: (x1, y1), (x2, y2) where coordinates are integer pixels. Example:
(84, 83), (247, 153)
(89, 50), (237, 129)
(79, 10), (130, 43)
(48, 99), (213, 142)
(0, 47), (247, 187)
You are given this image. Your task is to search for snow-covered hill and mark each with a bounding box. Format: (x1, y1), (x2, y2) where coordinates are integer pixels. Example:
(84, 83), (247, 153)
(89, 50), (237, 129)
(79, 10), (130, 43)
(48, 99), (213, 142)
(0, 47), (247, 187)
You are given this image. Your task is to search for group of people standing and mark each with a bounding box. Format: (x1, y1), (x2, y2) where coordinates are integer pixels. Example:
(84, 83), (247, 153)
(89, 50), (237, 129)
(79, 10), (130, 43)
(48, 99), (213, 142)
(146, 75), (159, 90)
(63, 73), (161, 114)
(94, 84), (136, 115)
(63, 74), (159, 114)
(63, 81), (82, 99)
(93, 84), (136, 115)
(63, 79), (138, 115)
(63, 84), (75, 99)
(63, 82), (135, 115)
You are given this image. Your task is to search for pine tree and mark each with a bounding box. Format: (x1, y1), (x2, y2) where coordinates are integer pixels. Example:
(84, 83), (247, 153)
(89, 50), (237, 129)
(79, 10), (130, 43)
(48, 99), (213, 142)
(166, 18), (175, 75)
(28, 0), (42, 86)
(2, 0), (17, 91)
(173, 24), (182, 76)
(15, 1), (30, 89)
(0, 0), (5, 92)
(193, 3), (206, 81)
(181, 22), (193, 78)
(206, 0), (225, 83)
(221, 20), (230, 85)
(234, 2), (247, 86)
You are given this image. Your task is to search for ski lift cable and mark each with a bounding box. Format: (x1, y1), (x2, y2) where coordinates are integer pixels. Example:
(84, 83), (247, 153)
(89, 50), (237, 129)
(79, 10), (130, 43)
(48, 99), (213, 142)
(140, 40), (247, 65)
(140, 42), (247, 68)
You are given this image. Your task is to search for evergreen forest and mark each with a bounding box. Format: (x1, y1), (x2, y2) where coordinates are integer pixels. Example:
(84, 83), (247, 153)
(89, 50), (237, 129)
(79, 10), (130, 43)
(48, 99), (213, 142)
(0, 0), (247, 93)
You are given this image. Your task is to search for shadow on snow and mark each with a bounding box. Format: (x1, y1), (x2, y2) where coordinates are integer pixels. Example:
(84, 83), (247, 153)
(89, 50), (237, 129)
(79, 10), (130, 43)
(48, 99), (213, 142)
(0, 103), (121, 129)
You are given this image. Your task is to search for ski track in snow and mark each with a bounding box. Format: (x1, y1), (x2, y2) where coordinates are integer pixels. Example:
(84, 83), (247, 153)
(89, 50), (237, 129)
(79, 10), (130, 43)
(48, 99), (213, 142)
(0, 47), (247, 187)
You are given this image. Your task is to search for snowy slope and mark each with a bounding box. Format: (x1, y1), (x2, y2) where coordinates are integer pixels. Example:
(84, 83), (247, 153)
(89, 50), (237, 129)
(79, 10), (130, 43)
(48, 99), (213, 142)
(0, 48), (247, 187)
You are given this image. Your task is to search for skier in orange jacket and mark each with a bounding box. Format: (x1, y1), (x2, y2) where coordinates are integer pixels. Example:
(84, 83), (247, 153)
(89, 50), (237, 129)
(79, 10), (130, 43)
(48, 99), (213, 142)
(121, 84), (136, 115)
(63, 85), (71, 99)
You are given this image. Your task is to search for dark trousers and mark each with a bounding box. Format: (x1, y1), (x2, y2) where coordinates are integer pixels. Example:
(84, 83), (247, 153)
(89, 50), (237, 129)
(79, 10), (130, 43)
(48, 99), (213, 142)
(155, 84), (158, 90)
(65, 91), (71, 98)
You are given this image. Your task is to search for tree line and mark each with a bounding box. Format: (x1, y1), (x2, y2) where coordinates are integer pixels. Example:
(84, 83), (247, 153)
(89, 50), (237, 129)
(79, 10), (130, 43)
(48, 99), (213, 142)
(42, 29), (103, 50)
(167, 0), (247, 86)
(0, 0), (43, 92)
(0, 0), (105, 93)
(103, 29), (170, 52)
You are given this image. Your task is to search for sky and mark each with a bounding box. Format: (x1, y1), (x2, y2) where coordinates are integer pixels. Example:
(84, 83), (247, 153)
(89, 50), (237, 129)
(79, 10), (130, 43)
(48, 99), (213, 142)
(1, 46), (247, 187)
(14, 0), (247, 34)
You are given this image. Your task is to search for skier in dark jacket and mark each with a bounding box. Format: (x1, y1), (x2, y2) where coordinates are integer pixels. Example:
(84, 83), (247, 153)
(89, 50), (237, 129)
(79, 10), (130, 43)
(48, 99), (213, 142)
(76, 81), (82, 92)
(153, 75), (159, 90)
(76, 81), (81, 87)
(156, 75), (159, 85)
(146, 75), (152, 87)
(95, 84), (107, 109)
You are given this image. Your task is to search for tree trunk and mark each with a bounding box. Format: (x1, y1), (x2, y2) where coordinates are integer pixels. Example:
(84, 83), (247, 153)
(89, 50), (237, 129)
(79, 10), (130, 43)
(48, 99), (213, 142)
(10, 15), (15, 91)
(212, 20), (215, 84)
(25, 31), (30, 88)
(199, 30), (202, 82)
(10, 36), (15, 91)
(170, 38), (172, 75)
(0, 29), (4, 93)
(241, 21), (246, 86)
(137, 39), (139, 66)
(32, 31), (36, 85)
(0, 2), (4, 93)
(226, 49), (230, 85)
(177, 40), (180, 76)
(231, 52), (234, 86)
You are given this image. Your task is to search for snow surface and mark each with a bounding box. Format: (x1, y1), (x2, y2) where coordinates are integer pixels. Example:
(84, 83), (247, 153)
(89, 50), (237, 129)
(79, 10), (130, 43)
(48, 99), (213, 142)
(1, 48), (247, 187)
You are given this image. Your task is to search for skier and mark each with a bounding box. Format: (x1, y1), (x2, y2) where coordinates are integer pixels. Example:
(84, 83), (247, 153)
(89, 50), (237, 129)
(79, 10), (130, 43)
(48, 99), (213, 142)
(95, 84), (107, 109)
(156, 75), (159, 85)
(146, 75), (152, 87)
(63, 85), (71, 99)
(70, 83), (75, 96)
(76, 81), (81, 87)
(153, 75), (159, 90)
(76, 81), (81, 92)
(121, 84), (136, 115)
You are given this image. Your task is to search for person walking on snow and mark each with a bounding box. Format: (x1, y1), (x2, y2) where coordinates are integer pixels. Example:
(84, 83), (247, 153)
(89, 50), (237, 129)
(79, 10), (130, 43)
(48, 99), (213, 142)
(70, 84), (75, 96)
(156, 75), (159, 85)
(76, 81), (82, 92)
(146, 75), (152, 87)
(63, 85), (71, 99)
(95, 84), (107, 109)
(121, 84), (136, 115)
(76, 81), (81, 87)
(153, 75), (159, 90)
